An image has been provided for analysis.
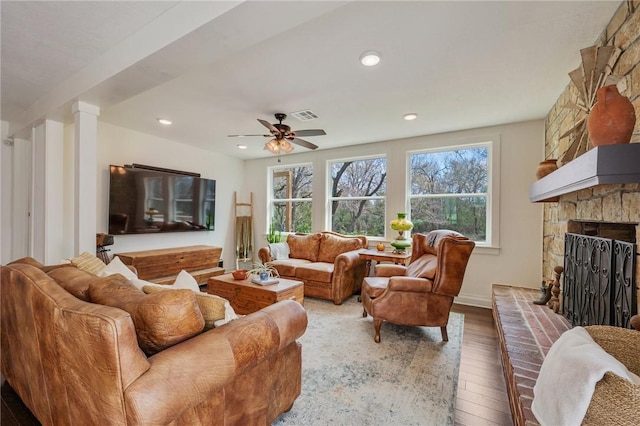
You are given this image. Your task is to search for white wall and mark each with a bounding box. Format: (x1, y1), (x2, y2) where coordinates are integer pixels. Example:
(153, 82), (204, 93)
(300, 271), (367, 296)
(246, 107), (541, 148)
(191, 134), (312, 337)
(243, 120), (545, 307)
(93, 122), (245, 269)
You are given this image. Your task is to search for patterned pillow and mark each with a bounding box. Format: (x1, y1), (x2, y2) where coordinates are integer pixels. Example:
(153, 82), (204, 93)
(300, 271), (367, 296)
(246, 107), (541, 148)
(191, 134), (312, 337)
(287, 233), (322, 262)
(70, 252), (107, 275)
(89, 274), (204, 355)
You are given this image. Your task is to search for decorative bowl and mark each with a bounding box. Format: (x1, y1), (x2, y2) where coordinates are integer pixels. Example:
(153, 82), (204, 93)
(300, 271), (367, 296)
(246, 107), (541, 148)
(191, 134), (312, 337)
(232, 269), (248, 280)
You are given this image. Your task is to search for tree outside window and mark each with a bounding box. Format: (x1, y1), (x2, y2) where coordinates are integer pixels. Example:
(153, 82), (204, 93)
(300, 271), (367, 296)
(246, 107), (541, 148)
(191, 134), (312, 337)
(270, 164), (313, 233)
(329, 157), (386, 237)
(409, 145), (489, 242)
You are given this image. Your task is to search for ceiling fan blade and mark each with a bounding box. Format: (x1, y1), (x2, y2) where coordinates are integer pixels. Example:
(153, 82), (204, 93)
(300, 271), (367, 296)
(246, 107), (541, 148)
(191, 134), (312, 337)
(292, 129), (326, 137)
(228, 134), (271, 137)
(290, 137), (318, 150)
(258, 119), (279, 133)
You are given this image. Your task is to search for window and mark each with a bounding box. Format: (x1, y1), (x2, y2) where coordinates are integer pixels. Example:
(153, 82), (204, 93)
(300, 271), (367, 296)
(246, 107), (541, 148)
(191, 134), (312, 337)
(270, 164), (313, 233)
(409, 144), (490, 243)
(328, 156), (386, 237)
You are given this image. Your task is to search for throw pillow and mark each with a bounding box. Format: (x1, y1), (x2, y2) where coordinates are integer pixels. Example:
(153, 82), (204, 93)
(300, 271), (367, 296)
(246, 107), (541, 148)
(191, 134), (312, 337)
(143, 285), (236, 330)
(317, 233), (363, 264)
(173, 269), (201, 292)
(99, 256), (137, 281)
(89, 274), (205, 355)
(269, 242), (290, 260)
(48, 267), (96, 301)
(287, 233), (322, 262)
(70, 252), (107, 275)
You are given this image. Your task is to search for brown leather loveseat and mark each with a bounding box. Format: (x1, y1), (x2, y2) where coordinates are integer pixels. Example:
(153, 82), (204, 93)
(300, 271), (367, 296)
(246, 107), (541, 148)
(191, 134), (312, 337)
(1, 261), (307, 425)
(258, 231), (368, 305)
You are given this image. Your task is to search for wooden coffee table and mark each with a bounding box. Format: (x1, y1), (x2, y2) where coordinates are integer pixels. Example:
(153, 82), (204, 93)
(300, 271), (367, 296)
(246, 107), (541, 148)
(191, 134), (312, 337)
(206, 273), (304, 315)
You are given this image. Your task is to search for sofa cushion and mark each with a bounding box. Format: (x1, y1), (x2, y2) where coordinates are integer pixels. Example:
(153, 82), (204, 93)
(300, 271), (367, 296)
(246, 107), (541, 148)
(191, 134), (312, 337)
(362, 277), (389, 298)
(287, 233), (322, 262)
(48, 266), (97, 301)
(143, 285), (233, 330)
(89, 274), (205, 355)
(8, 256), (44, 268)
(295, 262), (334, 283)
(269, 258), (312, 277)
(406, 254), (438, 280)
(70, 251), (107, 275)
(317, 233), (363, 264)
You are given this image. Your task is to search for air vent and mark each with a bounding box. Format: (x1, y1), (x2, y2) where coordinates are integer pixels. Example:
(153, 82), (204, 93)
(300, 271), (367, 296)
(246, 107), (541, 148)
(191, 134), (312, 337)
(290, 110), (319, 121)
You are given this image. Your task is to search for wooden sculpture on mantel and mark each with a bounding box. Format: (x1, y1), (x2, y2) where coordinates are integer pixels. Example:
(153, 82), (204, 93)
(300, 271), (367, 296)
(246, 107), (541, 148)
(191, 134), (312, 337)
(559, 45), (622, 164)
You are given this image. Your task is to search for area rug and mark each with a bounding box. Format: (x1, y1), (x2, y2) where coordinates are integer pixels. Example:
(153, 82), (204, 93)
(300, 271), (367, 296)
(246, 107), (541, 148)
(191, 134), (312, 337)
(273, 296), (464, 425)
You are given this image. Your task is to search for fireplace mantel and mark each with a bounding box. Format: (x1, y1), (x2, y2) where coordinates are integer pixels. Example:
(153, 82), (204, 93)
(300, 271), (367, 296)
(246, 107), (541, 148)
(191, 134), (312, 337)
(530, 144), (640, 202)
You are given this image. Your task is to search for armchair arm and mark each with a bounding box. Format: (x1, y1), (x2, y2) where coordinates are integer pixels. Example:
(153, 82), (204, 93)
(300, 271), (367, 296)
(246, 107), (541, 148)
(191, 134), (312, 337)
(124, 300), (307, 424)
(257, 246), (273, 263)
(374, 264), (407, 277)
(387, 276), (433, 293)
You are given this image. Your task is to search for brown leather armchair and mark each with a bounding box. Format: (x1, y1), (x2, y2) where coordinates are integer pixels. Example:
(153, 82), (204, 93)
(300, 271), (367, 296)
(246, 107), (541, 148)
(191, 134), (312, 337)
(362, 230), (475, 343)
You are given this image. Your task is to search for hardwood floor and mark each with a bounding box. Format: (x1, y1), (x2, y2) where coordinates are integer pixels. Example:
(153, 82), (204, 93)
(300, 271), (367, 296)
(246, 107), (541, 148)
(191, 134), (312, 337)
(453, 303), (513, 426)
(1, 304), (512, 426)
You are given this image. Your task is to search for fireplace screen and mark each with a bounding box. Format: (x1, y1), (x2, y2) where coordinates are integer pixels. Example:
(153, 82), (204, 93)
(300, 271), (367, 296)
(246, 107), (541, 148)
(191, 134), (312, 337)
(563, 233), (637, 329)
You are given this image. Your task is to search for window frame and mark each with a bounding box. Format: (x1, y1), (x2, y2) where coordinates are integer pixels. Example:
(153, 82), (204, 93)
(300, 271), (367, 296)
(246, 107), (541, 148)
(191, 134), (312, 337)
(326, 154), (387, 238)
(267, 162), (314, 235)
(406, 138), (500, 250)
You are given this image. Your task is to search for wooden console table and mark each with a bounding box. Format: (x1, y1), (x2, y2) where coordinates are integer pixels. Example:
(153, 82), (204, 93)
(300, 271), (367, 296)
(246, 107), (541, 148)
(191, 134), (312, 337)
(115, 245), (224, 284)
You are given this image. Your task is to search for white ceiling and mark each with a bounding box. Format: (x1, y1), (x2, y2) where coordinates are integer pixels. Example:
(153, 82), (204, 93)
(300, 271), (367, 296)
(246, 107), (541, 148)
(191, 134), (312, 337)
(1, 1), (620, 160)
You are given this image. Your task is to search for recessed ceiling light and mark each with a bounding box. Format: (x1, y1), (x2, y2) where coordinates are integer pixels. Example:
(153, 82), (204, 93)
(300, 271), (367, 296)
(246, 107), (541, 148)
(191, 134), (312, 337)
(237, 144), (247, 149)
(359, 50), (381, 67)
(157, 118), (172, 125)
(403, 113), (418, 121)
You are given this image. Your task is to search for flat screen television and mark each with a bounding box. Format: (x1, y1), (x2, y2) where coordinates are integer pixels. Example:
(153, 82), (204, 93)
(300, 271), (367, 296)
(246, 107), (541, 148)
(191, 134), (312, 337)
(108, 165), (215, 235)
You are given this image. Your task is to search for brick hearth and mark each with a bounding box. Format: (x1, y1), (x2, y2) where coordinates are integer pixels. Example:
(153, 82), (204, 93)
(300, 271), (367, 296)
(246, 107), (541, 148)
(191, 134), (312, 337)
(492, 285), (571, 426)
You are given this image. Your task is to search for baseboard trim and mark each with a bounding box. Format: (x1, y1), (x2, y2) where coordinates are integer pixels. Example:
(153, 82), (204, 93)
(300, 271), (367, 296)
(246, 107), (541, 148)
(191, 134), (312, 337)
(455, 294), (492, 309)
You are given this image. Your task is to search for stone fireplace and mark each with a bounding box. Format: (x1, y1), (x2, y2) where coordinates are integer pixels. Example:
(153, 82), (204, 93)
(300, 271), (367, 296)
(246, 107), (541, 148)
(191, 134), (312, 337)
(542, 2), (640, 317)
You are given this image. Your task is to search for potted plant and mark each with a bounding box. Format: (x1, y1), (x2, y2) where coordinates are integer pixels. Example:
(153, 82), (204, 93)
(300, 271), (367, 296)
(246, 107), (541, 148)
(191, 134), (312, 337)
(248, 261), (279, 282)
(266, 224), (281, 244)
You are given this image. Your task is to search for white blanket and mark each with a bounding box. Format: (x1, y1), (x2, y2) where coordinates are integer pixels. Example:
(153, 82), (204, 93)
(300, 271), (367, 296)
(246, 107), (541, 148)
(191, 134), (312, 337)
(532, 326), (640, 426)
(269, 242), (290, 260)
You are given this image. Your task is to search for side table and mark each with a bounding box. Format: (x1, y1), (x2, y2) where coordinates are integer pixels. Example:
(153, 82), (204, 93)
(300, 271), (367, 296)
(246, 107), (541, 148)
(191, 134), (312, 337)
(358, 249), (411, 276)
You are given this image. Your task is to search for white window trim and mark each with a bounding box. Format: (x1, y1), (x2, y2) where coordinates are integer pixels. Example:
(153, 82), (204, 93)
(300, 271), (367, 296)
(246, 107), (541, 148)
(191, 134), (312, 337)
(267, 162), (314, 234)
(326, 154), (387, 237)
(406, 136), (500, 252)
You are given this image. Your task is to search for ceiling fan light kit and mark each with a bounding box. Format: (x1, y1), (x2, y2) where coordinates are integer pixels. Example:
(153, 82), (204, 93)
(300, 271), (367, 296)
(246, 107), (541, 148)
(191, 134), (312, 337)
(230, 113), (325, 158)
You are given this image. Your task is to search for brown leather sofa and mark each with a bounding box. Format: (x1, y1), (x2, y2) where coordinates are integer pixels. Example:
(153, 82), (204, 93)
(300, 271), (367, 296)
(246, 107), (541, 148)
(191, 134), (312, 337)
(258, 231), (368, 305)
(362, 230), (475, 343)
(1, 261), (307, 425)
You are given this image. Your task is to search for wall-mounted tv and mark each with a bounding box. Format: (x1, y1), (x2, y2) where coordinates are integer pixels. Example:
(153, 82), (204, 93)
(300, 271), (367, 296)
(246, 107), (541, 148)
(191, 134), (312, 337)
(108, 165), (215, 235)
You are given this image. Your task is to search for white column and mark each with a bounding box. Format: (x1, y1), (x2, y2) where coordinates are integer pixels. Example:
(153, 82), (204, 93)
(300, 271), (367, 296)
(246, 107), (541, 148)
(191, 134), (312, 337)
(31, 120), (64, 263)
(72, 102), (100, 256)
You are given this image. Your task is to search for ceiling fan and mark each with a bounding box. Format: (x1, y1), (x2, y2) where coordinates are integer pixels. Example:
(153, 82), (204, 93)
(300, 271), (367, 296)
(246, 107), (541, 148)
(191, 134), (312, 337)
(229, 113), (326, 155)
